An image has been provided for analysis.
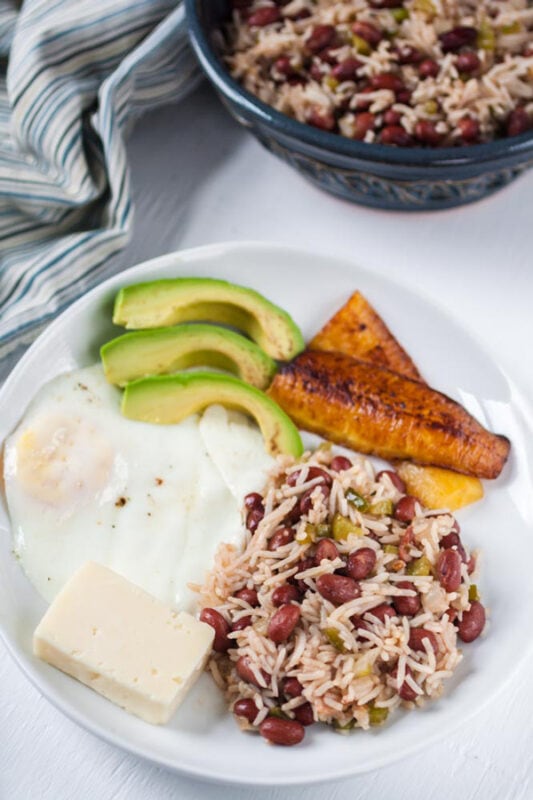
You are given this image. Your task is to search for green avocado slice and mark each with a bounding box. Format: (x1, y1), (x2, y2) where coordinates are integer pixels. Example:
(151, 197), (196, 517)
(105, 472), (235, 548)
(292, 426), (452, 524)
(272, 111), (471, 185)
(100, 324), (277, 389)
(112, 278), (305, 361)
(121, 372), (303, 458)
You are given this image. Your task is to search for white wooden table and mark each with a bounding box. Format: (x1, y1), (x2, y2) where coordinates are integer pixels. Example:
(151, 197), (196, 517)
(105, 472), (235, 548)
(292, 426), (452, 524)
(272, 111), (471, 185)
(2, 83), (532, 800)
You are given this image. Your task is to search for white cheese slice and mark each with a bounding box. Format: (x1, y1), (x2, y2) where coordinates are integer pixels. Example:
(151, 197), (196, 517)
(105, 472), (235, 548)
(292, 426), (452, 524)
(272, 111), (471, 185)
(33, 561), (214, 724)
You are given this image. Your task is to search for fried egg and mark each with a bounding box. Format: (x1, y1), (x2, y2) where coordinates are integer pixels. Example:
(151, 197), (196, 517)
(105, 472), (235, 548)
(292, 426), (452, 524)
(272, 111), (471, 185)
(3, 365), (274, 611)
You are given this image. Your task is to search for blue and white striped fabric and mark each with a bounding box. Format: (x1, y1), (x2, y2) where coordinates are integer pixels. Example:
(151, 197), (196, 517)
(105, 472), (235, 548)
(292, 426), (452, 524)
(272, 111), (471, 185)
(0, 0), (201, 360)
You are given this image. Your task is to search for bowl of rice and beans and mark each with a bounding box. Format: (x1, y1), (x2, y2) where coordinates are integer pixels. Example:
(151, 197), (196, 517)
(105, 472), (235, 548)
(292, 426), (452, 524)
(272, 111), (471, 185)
(199, 448), (486, 746)
(186, 0), (533, 210)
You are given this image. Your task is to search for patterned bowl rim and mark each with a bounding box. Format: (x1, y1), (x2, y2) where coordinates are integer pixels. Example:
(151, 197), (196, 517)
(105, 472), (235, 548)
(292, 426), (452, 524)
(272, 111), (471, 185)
(186, 0), (533, 167)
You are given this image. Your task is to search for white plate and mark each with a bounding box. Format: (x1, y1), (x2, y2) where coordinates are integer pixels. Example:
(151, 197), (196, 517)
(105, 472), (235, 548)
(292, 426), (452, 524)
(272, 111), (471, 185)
(1, 242), (532, 786)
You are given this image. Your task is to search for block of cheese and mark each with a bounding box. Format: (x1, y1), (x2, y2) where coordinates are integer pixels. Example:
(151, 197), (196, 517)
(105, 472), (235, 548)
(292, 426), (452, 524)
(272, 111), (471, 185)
(33, 561), (214, 724)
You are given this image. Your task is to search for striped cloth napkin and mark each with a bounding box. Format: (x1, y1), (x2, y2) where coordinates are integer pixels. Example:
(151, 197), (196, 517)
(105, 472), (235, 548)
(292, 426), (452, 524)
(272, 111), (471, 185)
(0, 0), (201, 361)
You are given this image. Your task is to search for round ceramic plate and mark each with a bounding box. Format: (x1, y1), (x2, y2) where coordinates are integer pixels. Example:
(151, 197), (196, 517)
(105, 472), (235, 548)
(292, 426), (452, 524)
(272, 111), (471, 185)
(1, 242), (532, 786)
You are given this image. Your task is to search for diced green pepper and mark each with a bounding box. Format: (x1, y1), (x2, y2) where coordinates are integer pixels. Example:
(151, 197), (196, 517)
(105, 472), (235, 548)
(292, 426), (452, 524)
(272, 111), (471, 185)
(468, 584), (480, 602)
(391, 7), (409, 23)
(333, 718), (356, 731)
(369, 499), (394, 516)
(352, 34), (372, 55)
(325, 75), (339, 90)
(368, 704), (389, 726)
(407, 555), (432, 576)
(346, 489), (369, 512)
(296, 524), (316, 545)
(500, 21), (521, 35)
(478, 19), (496, 51)
(268, 707), (290, 720)
(424, 100), (438, 114)
(384, 544), (399, 555)
(325, 627), (347, 653)
(332, 513), (364, 541)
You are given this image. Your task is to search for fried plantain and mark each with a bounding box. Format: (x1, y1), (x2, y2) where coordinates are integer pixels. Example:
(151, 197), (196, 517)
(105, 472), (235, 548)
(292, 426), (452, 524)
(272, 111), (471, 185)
(268, 350), (510, 479)
(310, 291), (422, 381)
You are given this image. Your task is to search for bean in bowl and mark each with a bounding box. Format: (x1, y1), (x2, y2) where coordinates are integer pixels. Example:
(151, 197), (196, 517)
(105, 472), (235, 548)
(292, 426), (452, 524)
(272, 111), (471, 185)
(223, 0), (533, 146)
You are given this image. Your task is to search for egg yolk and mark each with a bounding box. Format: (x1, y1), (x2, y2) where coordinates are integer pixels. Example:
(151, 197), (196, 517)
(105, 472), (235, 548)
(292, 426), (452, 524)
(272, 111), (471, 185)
(14, 415), (113, 510)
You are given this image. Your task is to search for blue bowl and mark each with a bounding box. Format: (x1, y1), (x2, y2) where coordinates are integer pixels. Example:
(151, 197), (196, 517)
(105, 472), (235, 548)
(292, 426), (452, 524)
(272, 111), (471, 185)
(185, 0), (533, 211)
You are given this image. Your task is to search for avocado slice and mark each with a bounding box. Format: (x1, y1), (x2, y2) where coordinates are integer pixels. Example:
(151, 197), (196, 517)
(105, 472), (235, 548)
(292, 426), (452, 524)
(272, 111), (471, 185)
(112, 278), (305, 361)
(121, 372), (303, 458)
(100, 324), (277, 389)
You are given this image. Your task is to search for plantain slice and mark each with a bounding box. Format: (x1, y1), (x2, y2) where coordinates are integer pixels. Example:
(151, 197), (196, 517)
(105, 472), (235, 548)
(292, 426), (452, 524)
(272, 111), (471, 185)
(309, 289), (489, 502)
(268, 350), (510, 480)
(310, 291), (422, 381)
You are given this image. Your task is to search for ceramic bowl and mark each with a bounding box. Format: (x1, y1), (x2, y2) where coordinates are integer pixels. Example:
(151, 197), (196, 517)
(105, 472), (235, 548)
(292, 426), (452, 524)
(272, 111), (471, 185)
(185, 0), (533, 211)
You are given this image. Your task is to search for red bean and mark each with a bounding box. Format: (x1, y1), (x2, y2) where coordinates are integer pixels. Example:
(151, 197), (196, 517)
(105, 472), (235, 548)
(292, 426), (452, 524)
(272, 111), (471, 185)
(370, 72), (404, 92)
(287, 467), (332, 487)
(315, 538), (339, 564)
(352, 111), (376, 140)
(347, 547), (376, 580)
(293, 556), (315, 593)
(396, 89), (412, 104)
(393, 665), (418, 701)
(272, 582), (301, 607)
(507, 107), (531, 137)
(236, 656), (270, 688)
(316, 574), (361, 605)
(233, 698), (258, 724)
(331, 60), (362, 82)
(456, 50), (480, 73)
(352, 21), (382, 46)
(308, 108), (336, 131)
(396, 44), (422, 64)
(234, 587), (259, 606)
(268, 604), (301, 643)
(457, 115), (480, 141)
(301, 484), (331, 515)
(399, 526), (414, 562)
(440, 532), (467, 563)
(408, 627), (439, 653)
(351, 614), (371, 638)
(231, 0), (252, 8)
(439, 26), (477, 53)
(294, 702), (315, 726)
(269, 526), (294, 551)
(330, 455), (353, 471)
(367, 603), (396, 623)
(306, 24), (336, 54)
(244, 492), (263, 511)
(283, 677), (304, 698)
(436, 548), (462, 592)
(246, 508), (264, 533)
(317, 46), (339, 65)
(200, 608), (231, 652)
(457, 601), (486, 643)
(286, 7), (311, 20)
(273, 56), (297, 79)
(393, 581), (421, 616)
(383, 109), (402, 126)
(232, 615), (252, 632)
(248, 6), (281, 27)
(419, 59), (439, 79)
(354, 85), (375, 110)
(394, 496), (419, 523)
(259, 717), (305, 746)
(414, 119), (443, 146)
(380, 125), (412, 146)
(376, 470), (406, 493)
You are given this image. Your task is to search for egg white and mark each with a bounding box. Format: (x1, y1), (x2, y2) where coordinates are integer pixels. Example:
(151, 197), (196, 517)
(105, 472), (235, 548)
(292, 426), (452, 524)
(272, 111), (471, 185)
(3, 364), (274, 611)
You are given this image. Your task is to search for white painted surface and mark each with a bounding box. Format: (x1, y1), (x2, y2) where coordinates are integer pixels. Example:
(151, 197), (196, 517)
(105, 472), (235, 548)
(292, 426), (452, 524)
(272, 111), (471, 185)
(1, 83), (532, 799)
